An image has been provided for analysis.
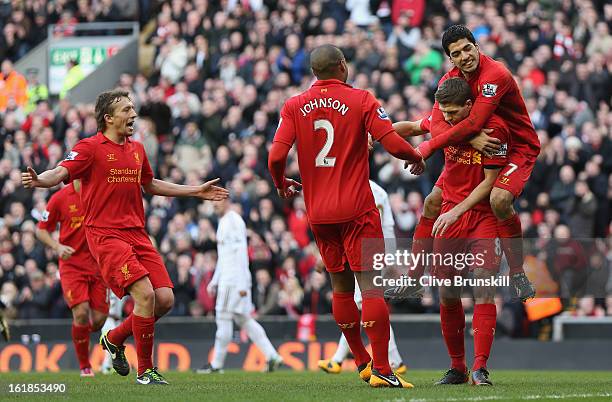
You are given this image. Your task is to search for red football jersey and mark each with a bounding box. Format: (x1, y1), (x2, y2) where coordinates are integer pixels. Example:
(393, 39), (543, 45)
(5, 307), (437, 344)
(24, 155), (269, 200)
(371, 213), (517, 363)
(37, 183), (98, 274)
(431, 53), (539, 155)
(273, 79), (395, 224)
(59, 132), (154, 228)
(442, 114), (509, 211)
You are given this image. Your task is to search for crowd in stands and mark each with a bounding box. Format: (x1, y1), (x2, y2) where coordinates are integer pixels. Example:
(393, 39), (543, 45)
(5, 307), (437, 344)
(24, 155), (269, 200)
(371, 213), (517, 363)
(0, 0), (610, 339)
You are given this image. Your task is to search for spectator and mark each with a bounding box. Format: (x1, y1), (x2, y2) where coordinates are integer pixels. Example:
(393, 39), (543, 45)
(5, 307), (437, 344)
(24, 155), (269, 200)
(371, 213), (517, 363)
(253, 268), (282, 316)
(0, 60), (27, 112)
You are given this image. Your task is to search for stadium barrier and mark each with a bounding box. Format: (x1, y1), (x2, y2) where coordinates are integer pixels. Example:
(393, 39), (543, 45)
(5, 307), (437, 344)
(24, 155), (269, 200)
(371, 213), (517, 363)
(2, 317), (611, 372)
(552, 316), (612, 341)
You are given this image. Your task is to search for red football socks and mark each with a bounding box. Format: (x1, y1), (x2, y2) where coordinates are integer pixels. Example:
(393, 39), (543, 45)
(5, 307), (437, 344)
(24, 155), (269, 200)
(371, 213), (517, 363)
(107, 314), (162, 346)
(332, 291), (371, 368)
(440, 302), (466, 373)
(498, 214), (524, 276)
(72, 323), (92, 370)
(361, 289), (392, 375)
(472, 303), (497, 371)
(108, 314), (133, 346)
(132, 314), (155, 376)
(410, 216), (436, 279)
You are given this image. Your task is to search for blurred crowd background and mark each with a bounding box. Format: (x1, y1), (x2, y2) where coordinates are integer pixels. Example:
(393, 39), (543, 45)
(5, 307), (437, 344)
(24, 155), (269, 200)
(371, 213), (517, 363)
(0, 0), (610, 340)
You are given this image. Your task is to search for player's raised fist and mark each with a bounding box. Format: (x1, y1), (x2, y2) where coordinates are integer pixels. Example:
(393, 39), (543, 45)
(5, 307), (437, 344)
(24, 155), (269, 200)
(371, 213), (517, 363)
(21, 166), (38, 188)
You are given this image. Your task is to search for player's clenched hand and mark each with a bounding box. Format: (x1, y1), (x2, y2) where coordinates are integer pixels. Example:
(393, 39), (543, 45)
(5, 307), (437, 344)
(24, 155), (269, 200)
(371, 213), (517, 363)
(406, 158), (426, 175)
(21, 166), (39, 189)
(277, 177), (301, 199)
(432, 209), (461, 237)
(195, 178), (230, 201)
(468, 129), (500, 158)
(56, 244), (75, 260)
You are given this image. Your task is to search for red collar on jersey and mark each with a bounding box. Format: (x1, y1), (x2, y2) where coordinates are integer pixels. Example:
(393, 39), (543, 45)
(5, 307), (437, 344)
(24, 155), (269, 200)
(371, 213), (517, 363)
(312, 79), (352, 88)
(96, 131), (132, 144)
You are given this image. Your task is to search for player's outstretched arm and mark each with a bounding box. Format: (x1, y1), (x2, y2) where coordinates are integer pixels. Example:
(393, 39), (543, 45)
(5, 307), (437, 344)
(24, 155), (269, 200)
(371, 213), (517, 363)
(432, 167), (501, 237)
(392, 120), (427, 138)
(21, 166), (68, 189)
(143, 178), (229, 201)
(36, 228), (75, 260)
(379, 132), (426, 175)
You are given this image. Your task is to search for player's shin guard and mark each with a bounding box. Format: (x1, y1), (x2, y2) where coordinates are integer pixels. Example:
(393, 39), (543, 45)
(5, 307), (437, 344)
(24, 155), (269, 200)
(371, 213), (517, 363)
(440, 302), (466, 373)
(361, 289), (392, 376)
(472, 303), (496, 371)
(410, 216), (436, 279)
(72, 323), (92, 370)
(243, 318), (278, 360)
(108, 314), (133, 345)
(332, 291), (371, 367)
(497, 214), (524, 275)
(132, 315), (155, 376)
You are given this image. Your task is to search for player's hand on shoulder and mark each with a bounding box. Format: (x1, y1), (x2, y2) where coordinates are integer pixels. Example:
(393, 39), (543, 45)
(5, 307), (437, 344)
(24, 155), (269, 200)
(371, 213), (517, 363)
(277, 177), (301, 199)
(469, 128), (501, 157)
(196, 178), (230, 201)
(21, 166), (38, 188)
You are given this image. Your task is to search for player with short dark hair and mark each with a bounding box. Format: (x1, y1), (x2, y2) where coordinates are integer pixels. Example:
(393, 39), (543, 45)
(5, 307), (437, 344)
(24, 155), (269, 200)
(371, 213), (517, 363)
(268, 44), (424, 388)
(22, 88), (229, 385)
(392, 25), (538, 301)
(431, 77), (508, 386)
(37, 179), (108, 377)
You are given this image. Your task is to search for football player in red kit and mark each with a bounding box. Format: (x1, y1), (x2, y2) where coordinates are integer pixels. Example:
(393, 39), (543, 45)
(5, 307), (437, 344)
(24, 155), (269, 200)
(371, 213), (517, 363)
(269, 45), (424, 388)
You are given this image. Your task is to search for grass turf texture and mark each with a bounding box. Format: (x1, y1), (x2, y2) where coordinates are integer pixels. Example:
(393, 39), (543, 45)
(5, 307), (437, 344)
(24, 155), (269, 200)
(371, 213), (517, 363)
(0, 370), (611, 402)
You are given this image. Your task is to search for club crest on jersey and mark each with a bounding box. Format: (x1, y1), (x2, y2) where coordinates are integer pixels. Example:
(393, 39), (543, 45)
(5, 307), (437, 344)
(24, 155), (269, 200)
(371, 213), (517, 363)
(65, 151), (78, 161)
(377, 107), (389, 120)
(41, 210), (49, 222)
(482, 83), (498, 97)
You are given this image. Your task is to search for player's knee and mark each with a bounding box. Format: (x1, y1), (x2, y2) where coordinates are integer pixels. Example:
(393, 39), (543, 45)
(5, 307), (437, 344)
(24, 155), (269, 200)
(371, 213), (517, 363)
(155, 290), (174, 317)
(91, 315), (107, 331)
(133, 283), (155, 309)
(424, 190), (442, 218)
(72, 304), (90, 326)
(490, 189), (514, 219)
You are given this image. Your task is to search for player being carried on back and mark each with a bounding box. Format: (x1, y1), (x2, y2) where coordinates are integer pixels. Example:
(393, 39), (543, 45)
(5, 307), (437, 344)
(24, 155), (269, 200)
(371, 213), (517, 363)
(387, 25), (540, 301)
(268, 45), (424, 388)
(430, 77), (508, 386)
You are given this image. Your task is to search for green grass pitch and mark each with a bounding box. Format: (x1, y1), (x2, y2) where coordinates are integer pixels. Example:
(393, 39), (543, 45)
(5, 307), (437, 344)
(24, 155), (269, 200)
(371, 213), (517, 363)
(0, 370), (611, 401)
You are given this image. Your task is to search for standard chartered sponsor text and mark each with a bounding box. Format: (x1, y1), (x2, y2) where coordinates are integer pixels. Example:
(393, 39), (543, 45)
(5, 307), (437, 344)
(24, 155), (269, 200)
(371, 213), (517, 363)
(107, 168), (141, 183)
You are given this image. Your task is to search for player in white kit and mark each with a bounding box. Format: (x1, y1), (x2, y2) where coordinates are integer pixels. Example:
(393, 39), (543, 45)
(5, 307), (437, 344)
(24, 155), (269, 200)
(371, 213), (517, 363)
(101, 292), (126, 374)
(196, 198), (283, 373)
(318, 180), (407, 374)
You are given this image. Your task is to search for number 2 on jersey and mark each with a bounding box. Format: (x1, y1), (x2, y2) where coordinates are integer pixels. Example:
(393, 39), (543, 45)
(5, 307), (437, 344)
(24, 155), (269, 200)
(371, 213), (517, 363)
(314, 119), (336, 167)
